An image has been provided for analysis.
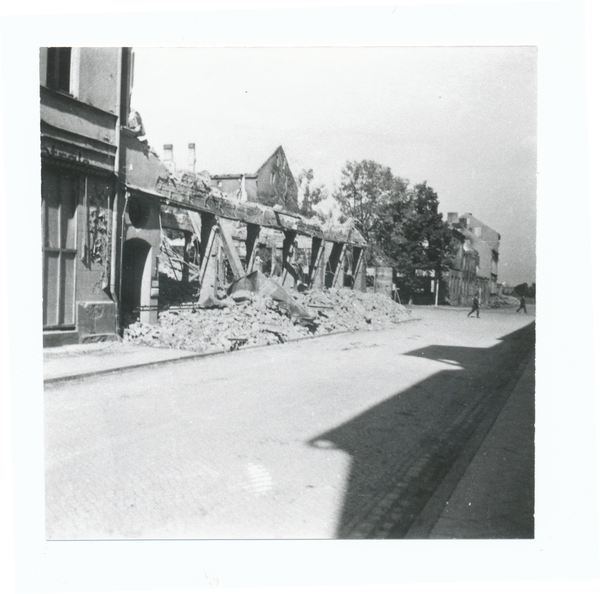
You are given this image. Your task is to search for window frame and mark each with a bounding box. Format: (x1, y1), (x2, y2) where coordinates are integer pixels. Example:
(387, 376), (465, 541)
(42, 167), (80, 330)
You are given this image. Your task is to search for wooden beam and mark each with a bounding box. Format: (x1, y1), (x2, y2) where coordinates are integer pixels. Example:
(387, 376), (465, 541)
(217, 219), (246, 280)
(245, 223), (261, 273)
(307, 237), (324, 289)
(154, 176), (366, 247)
(325, 242), (346, 289)
(332, 243), (347, 288)
(195, 213), (218, 299)
(181, 231), (192, 283)
(281, 230), (298, 287)
(350, 246), (364, 290)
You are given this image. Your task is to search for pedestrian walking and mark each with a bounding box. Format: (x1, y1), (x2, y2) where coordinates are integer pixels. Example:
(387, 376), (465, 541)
(517, 295), (527, 314)
(467, 295), (480, 318)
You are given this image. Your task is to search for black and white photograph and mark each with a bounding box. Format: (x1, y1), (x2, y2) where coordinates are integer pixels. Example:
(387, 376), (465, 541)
(3, 2), (599, 593)
(41, 44), (537, 541)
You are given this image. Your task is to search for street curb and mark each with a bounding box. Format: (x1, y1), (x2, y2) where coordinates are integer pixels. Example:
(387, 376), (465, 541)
(44, 316), (421, 386)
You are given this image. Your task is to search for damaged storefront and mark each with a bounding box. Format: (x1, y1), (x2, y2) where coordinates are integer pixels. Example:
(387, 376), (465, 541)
(40, 47), (133, 347)
(41, 47), (369, 348)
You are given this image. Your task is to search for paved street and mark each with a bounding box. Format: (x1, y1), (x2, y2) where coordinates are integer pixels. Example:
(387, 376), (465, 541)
(45, 306), (535, 540)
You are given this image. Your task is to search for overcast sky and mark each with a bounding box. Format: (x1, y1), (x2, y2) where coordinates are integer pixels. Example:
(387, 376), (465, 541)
(131, 46), (537, 286)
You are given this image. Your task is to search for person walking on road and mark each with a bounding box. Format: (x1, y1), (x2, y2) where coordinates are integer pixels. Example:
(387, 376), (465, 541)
(517, 295), (527, 314)
(467, 295), (480, 318)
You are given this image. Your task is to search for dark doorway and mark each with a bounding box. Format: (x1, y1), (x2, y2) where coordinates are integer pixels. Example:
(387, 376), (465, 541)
(121, 238), (151, 326)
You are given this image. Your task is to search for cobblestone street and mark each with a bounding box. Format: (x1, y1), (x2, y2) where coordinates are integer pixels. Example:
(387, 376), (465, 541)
(45, 306), (535, 540)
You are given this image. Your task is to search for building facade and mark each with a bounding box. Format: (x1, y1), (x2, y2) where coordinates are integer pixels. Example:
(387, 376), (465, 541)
(445, 227), (479, 306)
(41, 48), (130, 346)
(41, 47), (164, 347)
(444, 212), (501, 306)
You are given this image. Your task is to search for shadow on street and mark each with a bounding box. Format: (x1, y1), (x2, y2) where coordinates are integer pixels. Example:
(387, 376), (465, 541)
(308, 322), (535, 539)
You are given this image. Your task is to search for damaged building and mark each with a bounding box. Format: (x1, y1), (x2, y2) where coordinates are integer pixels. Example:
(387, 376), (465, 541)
(444, 212), (501, 306)
(41, 47), (136, 346)
(155, 144), (367, 301)
(40, 47), (367, 347)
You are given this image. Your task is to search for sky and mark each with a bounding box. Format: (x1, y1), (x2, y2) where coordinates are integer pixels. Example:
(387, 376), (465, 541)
(131, 46), (536, 286)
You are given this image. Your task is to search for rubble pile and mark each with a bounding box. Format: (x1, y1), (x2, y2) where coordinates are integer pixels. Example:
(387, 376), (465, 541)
(297, 288), (410, 333)
(490, 294), (521, 308)
(157, 273), (200, 308)
(124, 288), (411, 353)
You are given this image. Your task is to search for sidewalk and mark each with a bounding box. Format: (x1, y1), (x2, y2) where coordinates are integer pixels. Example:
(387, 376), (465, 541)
(405, 354), (535, 538)
(43, 327), (368, 384)
(43, 341), (207, 384)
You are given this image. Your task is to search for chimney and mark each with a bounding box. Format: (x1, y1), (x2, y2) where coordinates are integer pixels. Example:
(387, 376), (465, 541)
(447, 212), (458, 225)
(188, 143), (196, 173)
(163, 144), (176, 174)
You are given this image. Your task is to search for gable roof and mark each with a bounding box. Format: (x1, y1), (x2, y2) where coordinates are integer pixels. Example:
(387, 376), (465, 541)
(210, 145), (295, 182)
(256, 145), (284, 173)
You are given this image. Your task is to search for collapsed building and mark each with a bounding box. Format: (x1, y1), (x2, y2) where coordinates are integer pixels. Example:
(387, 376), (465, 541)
(40, 47), (368, 348)
(158, 144), (367, 297)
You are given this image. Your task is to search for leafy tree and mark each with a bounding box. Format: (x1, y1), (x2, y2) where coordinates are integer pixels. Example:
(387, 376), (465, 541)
(372, 182), (454, 300)
(297, 168), (328, 219)
(514, 282), (536, 298)
(332, 161), (453, 300)
(514, 283), (529, 297)
(333, 160), (408, 243)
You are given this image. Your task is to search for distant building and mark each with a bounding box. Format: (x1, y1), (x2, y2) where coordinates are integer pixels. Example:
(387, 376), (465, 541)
(444, 212), (501, 306)
(445, 227), (479, 306)
(210, 146), (299, 213)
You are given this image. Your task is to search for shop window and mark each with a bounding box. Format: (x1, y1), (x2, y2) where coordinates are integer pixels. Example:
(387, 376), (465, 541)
(46, 47), (72, 93)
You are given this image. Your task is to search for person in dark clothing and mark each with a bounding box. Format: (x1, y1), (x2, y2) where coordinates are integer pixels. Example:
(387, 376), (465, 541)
(517, 295), (527, 314)
(467, 295), (480, 318)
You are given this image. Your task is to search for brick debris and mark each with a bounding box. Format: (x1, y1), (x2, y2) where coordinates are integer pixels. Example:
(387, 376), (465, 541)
(124, 288), (411, 352)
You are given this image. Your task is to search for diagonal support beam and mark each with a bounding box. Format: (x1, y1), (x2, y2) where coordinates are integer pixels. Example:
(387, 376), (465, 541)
(189, 211), (219, 300)
(281, 230), (298, 287)
(325, 242), (346, 289)
(307, 237), (324, 289)
(245, 223), (261, 273)
(217, 219), (246, 280)
(350, 246), (364, 290)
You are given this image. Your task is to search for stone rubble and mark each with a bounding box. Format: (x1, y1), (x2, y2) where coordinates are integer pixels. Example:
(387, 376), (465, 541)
(124, 288), (412, 353)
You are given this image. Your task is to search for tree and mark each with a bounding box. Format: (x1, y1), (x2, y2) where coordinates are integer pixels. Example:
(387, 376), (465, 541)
(297, 168), (328, 219)
(514, 283), (529, 297)
(372, 182), (454, 301)
(333, 160), (408, 243)
(514, 282), (536, 298)
(528, 283), (536, 298)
